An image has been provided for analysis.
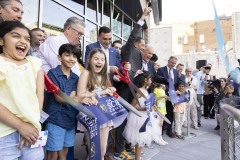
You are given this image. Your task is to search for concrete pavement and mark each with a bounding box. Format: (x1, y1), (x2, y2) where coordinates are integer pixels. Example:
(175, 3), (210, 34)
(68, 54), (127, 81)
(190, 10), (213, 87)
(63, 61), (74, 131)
(74, 118), (221, 160)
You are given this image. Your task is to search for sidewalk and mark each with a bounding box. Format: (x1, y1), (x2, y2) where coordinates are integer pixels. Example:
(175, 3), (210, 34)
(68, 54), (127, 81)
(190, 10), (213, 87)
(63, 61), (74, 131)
(142, 118), (221, 160)
(74, 118), (221, 160)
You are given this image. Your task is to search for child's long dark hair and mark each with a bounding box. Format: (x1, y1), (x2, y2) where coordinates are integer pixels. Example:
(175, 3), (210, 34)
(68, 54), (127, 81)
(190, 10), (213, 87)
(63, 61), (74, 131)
(85, 48), (109, 91)
(0, 21), (31, 54)
(134, 71), (151, 88)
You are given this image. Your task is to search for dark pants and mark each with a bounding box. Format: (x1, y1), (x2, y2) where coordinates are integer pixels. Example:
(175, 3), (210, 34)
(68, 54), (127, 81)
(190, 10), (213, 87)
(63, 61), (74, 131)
(66, 147), (74, 160)
(203, 94), (215, 118)
(163, 100), (174, 133)
(114, 82), (133, 153)
(114, 118), (131, 153)
(197, 94), (203, 123)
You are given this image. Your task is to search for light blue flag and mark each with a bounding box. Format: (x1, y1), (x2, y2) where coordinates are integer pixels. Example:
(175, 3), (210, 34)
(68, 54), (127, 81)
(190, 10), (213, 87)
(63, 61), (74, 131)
(212, 0), (240, 94)
(212, 0), (231, 74)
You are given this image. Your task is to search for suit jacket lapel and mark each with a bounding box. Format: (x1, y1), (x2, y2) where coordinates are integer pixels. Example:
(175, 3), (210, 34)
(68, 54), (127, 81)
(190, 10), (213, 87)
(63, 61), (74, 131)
(164, 66), (168, 79)
(109, 48), (114, 66)
(173, 70), (177, 83)
(147, 62), (150, 72)
(96, 41), (101, 48)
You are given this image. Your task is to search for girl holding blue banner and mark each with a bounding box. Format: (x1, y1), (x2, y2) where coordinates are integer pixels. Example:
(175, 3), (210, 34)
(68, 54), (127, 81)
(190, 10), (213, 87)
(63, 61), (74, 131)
(173, 81), (188, 139)
(77, 48), (116, 160)
(123, 71), (156, 160)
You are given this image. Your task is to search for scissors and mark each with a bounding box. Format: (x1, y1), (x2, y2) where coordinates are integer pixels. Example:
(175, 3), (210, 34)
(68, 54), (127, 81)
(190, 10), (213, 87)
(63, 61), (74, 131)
(116, 62), (147, 107)
(116, 62), (171, 124)
(44, 73), (95, 118)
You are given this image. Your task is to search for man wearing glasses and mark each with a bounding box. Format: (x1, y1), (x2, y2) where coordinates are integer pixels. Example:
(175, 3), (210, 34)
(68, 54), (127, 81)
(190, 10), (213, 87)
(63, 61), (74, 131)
(38, 16), (85, 76)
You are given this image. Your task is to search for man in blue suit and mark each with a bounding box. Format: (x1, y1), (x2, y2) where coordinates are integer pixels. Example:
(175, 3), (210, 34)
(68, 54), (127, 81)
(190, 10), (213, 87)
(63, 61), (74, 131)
(157, 56), (180, 138)
(84, 26), (120, 72)
(176, 63), (186, 83)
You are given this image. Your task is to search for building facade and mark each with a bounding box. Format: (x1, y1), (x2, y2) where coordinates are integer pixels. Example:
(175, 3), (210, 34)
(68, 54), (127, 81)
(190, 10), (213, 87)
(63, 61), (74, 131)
(150, 17), (232, 56)
(149, 15), (238, 78)
(20, 0), (146, 60)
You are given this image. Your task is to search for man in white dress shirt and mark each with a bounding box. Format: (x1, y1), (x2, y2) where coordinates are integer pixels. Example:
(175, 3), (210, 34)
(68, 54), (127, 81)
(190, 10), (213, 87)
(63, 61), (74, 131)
(37, 17), (85, 76)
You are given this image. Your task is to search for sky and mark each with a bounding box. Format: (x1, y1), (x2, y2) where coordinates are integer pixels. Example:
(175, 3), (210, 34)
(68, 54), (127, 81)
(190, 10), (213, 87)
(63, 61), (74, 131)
(160, 0), (240, 24)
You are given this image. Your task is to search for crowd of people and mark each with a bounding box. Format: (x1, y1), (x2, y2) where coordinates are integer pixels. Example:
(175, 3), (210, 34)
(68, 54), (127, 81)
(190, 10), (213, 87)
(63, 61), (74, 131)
(0, 1), (240, 160)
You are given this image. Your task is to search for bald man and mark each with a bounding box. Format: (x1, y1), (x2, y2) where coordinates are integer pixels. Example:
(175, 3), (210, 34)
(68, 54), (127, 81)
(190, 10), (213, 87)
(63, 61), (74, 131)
(142, 44), (168, 92)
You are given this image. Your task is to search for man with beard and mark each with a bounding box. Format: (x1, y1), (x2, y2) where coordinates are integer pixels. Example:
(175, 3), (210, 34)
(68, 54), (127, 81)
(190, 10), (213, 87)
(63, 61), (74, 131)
(38, 17), (85, 76)
(113, 7), (152, 160)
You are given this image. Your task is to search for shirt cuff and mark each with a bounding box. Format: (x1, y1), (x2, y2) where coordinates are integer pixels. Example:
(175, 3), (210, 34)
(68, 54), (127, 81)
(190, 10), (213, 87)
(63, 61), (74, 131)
(137, 20), (145, 26)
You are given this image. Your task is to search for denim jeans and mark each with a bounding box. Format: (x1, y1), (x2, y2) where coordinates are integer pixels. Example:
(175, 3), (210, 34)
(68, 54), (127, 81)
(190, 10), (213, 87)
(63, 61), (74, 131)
(0, 131), (44, 160)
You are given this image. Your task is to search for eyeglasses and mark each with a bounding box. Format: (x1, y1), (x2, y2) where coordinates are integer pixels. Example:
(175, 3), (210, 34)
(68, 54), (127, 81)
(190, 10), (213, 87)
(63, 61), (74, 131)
(70, 26), (84, 37)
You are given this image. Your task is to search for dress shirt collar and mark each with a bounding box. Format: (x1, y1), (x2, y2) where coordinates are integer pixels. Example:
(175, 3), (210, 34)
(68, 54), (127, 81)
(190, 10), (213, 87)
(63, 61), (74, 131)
(56, 65), (77, 79)
(167, 66), (173, 72)
(99, 42), (110, 50)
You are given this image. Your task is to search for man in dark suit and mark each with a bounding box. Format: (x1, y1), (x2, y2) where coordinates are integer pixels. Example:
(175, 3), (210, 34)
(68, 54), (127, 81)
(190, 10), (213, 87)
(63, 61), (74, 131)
(157, 56), (180, 137)
(176, 63), (186, 83)
(84, 26), (120, 72)
(113, 7), (152, 159)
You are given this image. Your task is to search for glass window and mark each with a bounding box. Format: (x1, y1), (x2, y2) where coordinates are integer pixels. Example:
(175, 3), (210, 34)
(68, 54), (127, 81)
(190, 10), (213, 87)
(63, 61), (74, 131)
(42, 0), (83, 36)
(123, 17), (132, 40)
(200, 34), (204, 44)
(178, 36), (183, 45)
(102, 0), (110, 27)
(85, 21), (98, 42)
(21, 0), (39, 28)
(60, 0), (84, 15)
(98, 0), (102, 24)
(86, 0), (97, 22)
(183, 36), (188, 44)
(83, 41), (91, 62)
(112, 8), (122, 36)
(112, 35), (121, 42)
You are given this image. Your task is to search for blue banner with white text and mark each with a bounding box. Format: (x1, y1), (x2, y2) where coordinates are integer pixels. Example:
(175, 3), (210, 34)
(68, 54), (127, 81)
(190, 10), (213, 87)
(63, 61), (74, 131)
(77, 96), (127, 160)
(168, 77), (190, 104)
(139, 93), (155, 132)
